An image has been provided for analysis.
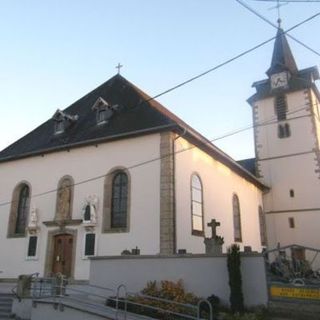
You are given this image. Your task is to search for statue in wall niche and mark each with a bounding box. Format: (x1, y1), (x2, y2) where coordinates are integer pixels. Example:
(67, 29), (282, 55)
(28, 207), (38, 232)
(82, 195), (98, 224)
(57, 178), (72, 220)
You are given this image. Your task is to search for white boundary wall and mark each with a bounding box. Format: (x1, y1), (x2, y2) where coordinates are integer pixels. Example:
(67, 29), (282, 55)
(90, 254), (268, 307)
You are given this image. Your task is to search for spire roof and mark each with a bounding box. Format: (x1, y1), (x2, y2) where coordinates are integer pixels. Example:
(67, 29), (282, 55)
(266, 28), (298, 76)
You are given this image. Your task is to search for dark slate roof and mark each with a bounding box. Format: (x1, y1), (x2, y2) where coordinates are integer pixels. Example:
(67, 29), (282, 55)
(0, 74), (267, 190)
(237, 158), (256, 176)
(0, 75), (179, 160)
(266, 28), (298, 76)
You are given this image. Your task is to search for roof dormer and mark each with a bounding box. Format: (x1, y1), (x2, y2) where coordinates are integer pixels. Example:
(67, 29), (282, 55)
(92, 97), (119, 125)
(52, 109), (79, 135)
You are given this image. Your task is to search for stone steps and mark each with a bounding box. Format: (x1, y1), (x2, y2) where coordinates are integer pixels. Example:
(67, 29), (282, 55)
(0, 294), (13, 319)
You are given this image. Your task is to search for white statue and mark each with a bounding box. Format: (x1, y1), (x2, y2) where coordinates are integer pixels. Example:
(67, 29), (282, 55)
(28, 207), (38, 230)
(83, 195), (98, 225)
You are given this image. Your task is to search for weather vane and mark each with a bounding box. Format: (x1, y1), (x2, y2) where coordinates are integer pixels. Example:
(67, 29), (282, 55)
(267, 0), (288, 26)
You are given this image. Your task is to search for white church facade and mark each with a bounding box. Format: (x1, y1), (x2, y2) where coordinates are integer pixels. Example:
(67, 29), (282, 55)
(0, 27), (319, 281)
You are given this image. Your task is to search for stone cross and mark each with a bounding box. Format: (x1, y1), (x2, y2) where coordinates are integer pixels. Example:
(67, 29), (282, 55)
(207, 219), (220, 239)
(116, 63), (123, 74)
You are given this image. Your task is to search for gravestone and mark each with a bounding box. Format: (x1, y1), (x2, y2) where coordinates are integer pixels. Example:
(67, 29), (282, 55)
(204, 219), (224, 255)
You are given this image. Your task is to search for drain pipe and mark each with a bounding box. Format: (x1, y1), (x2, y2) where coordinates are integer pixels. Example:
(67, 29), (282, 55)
(172, 127), (188, 254)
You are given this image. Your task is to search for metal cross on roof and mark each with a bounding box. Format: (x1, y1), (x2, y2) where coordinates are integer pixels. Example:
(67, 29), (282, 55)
(116, 63), (123, 75)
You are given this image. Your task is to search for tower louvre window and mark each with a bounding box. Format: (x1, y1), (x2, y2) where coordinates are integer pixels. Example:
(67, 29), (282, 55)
(275, 95), (288, 121)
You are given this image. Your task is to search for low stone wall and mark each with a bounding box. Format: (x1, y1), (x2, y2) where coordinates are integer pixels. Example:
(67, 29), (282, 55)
(90, 253), (268, 307)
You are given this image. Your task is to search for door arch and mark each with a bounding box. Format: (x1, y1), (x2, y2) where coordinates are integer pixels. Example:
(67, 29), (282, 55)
(44, 229), (77, 278)
(52, 234), (73, 277)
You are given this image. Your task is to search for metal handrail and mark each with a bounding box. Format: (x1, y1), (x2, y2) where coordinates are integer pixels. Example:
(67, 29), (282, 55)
(31, 282), (116, 301)
(22, 277), (214, 320)
(112, 297), (199, 320)
(116, 284), (127, 320)
(197, 299), (213, 320)
(117, 291), (212, 320)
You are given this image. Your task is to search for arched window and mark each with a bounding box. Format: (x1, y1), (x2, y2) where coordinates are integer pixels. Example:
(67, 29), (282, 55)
(191, 174), (204, 236)
(55, 176), (74, 221)
(102, 168), (131, 233)
(233, 194), (242, 242)
(259, 206), (267, 246)
(16, 185), (30, 234)
(111, 172), (128, 228)
(84, 205), (91, 221)
(8, 183), (31, 237)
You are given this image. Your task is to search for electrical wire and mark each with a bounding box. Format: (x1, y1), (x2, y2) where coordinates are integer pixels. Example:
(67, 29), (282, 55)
(236, 0), (320, 57)
(0, 13), (320, 208)
(138, 12), (320, 104)
(252, 1), (320, 3)
(0, 100), (316, 208)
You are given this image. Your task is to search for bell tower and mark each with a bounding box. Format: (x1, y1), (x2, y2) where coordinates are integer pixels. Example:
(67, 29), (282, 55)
(248, 26), (320, 250)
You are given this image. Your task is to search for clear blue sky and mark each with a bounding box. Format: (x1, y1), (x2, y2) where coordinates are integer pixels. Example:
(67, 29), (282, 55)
(1, 0), (320, 159)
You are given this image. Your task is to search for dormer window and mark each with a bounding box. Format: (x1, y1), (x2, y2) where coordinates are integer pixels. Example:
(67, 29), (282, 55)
(52, 109), (79, 135)
(92, 97), (116, 125)
(97, 109), (107, 123)
(54, 117), (65, 134)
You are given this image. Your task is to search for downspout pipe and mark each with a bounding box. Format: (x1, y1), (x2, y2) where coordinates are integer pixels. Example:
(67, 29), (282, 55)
(172, 127), (188, 254)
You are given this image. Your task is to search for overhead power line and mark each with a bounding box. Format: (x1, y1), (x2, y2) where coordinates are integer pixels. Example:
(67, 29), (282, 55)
(236, 0), (320, 57)
(252, 1), (320, 3)
(0, 100), (315, 208)
(0, 13), (319, 208)
(146, 12), (320, 103)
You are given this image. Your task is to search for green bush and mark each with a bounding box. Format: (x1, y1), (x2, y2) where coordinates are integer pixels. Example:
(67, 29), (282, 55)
(106, 280), (222, 319)
(227, 244), (244, 314)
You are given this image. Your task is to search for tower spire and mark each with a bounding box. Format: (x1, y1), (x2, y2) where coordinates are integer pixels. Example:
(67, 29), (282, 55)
(266, 26), (298, 77)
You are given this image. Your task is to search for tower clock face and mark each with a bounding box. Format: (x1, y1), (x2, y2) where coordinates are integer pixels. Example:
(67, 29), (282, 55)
(270, 72), (288, 89)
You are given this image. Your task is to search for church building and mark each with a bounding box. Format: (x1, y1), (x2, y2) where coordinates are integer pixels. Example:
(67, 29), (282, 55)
(0, 26), (318, 281)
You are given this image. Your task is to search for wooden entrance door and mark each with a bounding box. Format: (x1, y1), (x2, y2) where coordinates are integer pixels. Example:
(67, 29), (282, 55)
(52, 234), (73, 277)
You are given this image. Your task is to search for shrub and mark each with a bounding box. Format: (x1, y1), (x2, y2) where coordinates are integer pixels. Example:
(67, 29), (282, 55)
(227, 244), (244, 314)
(107, 280), (220, 319)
